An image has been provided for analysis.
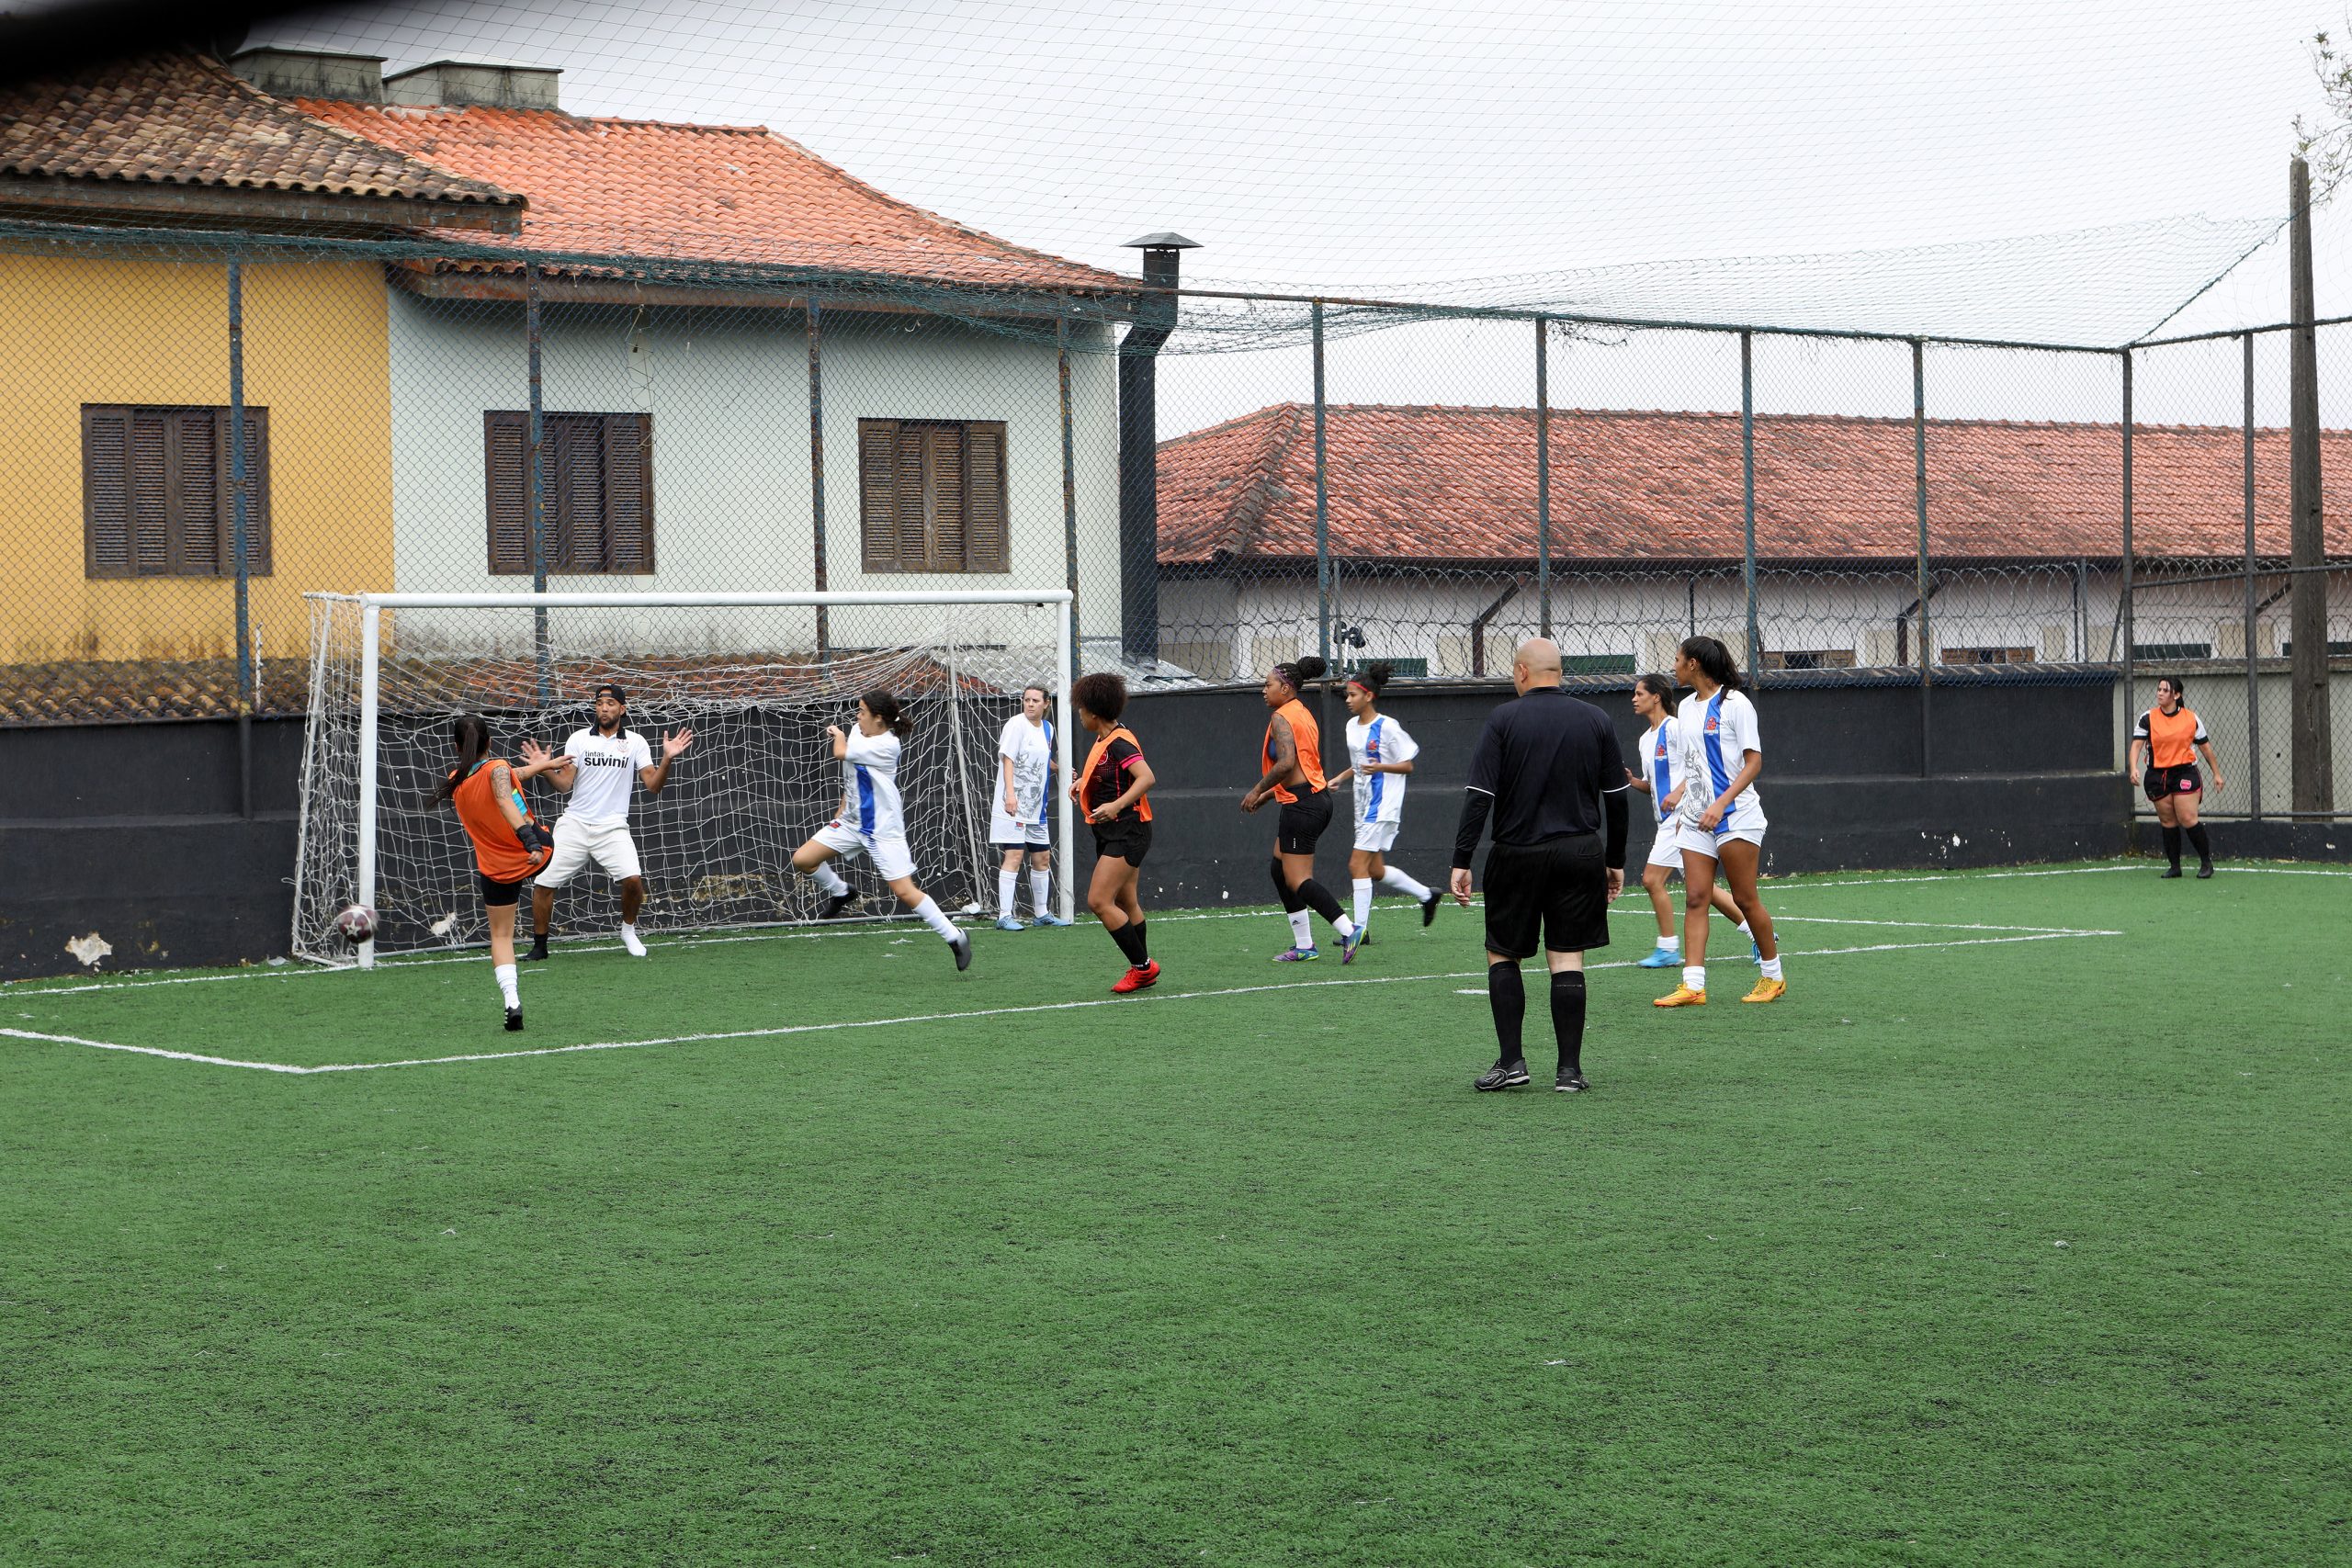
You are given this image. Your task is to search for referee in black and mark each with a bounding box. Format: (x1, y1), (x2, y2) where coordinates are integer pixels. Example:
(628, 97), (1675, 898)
(1450, 637), (1630, 1092)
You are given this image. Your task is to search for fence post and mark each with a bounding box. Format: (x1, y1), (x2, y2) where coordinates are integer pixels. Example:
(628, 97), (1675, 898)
(1535, 316), (1552, 638)
(526, 262), (549, 705)
(808, 296), (830, 662)
(1059, 315), (1081, 678)
(2120, 348), (2133, 718)
(1740, 330), (1758, 682)
(2289, 156), (2335, 814)
(1312, 299), (1331, 670)
(1913, 338), (1931, 779)
(2243, 332), (2262, 820)
(228, 257), (254, 818)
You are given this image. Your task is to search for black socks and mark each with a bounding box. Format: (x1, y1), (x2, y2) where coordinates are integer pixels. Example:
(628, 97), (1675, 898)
(1109, 919), (1148, 967)
(1295, 878), (1345, 926)
(1270, 859), (1305, 912)
(2162, 824), (2183, 869)
(1552, 970), (1588, 1078)
(2185, 823), (2213, 867)
(1488, 960), (1525, 1061)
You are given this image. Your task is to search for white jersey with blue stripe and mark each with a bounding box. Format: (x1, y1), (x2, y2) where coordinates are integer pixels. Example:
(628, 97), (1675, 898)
(841, 728), (908, 840)
(1674, 689), (1766, 835)
(1345, 713), (1419, 826)
(1641, 717), (1682, 826)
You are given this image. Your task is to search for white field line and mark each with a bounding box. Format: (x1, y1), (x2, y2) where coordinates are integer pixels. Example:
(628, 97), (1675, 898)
(1766, 863), (2351, 891)
(0, 930), (2120, 1077)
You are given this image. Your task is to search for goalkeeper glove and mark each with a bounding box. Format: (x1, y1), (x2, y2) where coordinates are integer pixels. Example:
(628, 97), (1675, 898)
(514, 820), (555, 854)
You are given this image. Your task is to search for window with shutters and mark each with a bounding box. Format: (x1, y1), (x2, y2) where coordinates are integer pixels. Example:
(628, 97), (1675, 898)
(82, 405), (271, 579)
(484, 412), (656, 575)
(857, 419), (1009, 574)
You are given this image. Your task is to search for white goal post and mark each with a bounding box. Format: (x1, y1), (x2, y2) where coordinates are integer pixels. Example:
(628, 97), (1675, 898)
(295, 589), (1076, 968)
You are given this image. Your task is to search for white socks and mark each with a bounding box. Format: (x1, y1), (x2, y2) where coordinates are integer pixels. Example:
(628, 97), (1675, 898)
(910, 895), (960, 942)
(1029, 868), (1051, 914)
(1333, 913), (1358, 940)
(1738, 920), (1754, 937)
(997, 870), (1018, 919)
(1760, 956), (1783, 981)
(1682, 964), (1706, 993)
(494, 963), (519, 1009)
(808, 862), (849, 897)
(1378, 866), (1432, 901)
(1287, 909), (1313, 948)
(620, 922), (647, 957)
(1657, 932), (1682, 952)
(1351, 877), (1374, 931)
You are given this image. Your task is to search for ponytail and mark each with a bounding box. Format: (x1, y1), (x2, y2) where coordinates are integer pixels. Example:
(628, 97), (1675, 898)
(862, 689), (913, 739)
(1272, 654), (1329, 694)
(1679, 636), (1745, 694)
(438, 713), (492, 802)
(1348, 660), (1394, 699)
(1635, 671), (1678, 704)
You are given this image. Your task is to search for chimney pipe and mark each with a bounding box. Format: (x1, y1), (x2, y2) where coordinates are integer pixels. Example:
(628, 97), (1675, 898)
(1118, 232), (1199, 666)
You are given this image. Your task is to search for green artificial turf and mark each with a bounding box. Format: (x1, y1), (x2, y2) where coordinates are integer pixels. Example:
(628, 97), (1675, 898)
(1, 861), (2346, 1565)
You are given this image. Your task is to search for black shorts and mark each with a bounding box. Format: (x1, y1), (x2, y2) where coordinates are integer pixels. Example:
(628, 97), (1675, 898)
(2145, 764), (2203, 802)
(1274, 791), (1333, 856)
(481, 874), (527, 908)
(1092, 818), (1152, 866)
(1483, 834), (1611, 960)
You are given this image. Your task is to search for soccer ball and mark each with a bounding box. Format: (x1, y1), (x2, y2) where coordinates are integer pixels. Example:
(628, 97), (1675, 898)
(334, 905), (378, 947)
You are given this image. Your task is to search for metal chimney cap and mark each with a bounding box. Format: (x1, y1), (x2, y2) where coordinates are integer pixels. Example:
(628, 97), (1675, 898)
(1122, 232), (1202, 250)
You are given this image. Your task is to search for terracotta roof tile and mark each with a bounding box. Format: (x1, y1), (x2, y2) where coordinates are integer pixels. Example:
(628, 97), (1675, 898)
(0, 51), (520, 210)
(298, 99), (1124, 293)
(1159, 403), (2352, 565)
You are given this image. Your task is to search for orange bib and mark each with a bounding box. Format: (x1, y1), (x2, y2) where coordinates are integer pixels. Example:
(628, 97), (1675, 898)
(1264, 698), (1326, 804)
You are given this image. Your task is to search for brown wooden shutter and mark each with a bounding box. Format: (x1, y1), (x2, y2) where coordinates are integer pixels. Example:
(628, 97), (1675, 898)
(550, 415), (596, 572)
(485, 411), (529, 574)
(171, 408), (220, 575)
(215, 408), (272, 577)
(966, 422), (1007, 573)
(604, 413), (653, 573)
(84, 406), (132, 578)
(128, 411), (170, 576)
(860, 419), (898, 571)
(895, 424), (930, 570)
(928, 425), (967, 573)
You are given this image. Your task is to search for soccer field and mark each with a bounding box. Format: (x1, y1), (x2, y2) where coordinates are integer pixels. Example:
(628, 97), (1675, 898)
(4, 861), (2346, 1566)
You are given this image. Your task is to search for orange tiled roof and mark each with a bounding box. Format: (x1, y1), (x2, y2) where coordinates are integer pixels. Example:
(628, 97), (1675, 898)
(1159, 403), (2352, 565)
(0, 51), (521, 213)
(298, 98), (1125, 294)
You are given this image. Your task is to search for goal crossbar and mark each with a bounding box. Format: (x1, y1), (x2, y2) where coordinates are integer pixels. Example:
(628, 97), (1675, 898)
(302, 589), (1078, 968)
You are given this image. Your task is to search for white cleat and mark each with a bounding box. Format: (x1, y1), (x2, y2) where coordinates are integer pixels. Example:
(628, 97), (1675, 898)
(620, 926), (648, 958)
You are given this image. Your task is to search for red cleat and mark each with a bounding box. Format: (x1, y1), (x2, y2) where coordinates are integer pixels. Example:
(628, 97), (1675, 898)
(1111, 960), (1160, 994)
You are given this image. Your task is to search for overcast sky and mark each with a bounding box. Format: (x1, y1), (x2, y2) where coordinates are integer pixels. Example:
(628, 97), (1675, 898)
(238, 0), (2352, 423)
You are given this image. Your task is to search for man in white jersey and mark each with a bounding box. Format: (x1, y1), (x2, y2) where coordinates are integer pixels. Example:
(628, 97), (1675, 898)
(520, 684), (693, 960)
(990, 685), (1069, 931)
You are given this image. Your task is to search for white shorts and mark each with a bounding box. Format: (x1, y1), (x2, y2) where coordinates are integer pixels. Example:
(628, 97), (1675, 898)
(990, 815), (1051, 850)
(1644, 826), (1685, 871)
(535, 816), (641, 888)
(1674, 814), (1767, 861)
(1351, 818), (1400, 853)
(816, 819), (916, 883)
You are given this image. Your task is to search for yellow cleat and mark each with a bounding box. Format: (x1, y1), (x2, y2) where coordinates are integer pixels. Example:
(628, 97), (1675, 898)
(1742, 977), (1787, 1004)
(1654, 984), (1706, 1008)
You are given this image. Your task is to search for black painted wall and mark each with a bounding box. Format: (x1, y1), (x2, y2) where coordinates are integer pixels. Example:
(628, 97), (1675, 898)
(6, 671), (2303, 981)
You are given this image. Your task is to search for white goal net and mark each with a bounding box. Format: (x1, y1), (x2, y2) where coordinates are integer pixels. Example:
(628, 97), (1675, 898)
(294, 591), (1073, 965)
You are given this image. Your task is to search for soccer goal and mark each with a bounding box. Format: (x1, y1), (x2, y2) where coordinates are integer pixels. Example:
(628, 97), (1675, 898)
(294, 590), (1075, 967)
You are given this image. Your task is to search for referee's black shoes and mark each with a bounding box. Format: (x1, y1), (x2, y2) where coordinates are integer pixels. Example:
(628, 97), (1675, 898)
(1555, 1072), (1589, 1093)
(1474, 1059), (1532, 1091)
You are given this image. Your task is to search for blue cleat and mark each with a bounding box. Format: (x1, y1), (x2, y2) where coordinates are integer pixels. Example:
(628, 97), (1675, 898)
(1273, 946), (1320, 963)
(1636, 945), (1681, 968)
(1750, 938), (1764, 965)
(1340, 927), (1363, 964)
(994, 916), (1027, 932)
(1030, 912), (1073, 927)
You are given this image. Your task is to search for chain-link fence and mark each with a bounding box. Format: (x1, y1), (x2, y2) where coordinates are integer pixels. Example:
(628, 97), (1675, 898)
(3, 214), (2346, 819)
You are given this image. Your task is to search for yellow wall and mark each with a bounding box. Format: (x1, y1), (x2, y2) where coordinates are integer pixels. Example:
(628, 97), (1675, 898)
(0, 252), (392, 667)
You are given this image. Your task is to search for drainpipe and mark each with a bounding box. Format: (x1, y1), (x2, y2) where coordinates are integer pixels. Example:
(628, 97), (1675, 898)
(1470, 576), (1528, 679)
(1118, 232), (1199, 666)
(1894, 579), (1943, 667)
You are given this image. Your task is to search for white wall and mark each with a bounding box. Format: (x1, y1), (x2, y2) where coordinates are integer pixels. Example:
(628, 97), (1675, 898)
(382, 291), (1119, 659)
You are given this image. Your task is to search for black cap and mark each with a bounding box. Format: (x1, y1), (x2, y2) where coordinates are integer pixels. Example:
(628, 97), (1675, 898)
(596, 683), (628, 705)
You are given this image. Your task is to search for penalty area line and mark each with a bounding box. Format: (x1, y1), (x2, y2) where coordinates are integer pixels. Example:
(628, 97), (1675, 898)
(2, 928), (2119, 1077)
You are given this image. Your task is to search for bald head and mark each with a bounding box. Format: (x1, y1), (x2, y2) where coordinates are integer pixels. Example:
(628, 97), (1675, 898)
(1511, 637), (1563, 694)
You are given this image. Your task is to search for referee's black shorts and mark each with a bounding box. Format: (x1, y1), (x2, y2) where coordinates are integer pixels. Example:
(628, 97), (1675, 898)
(1483, 832), (1610, 959)
(1274, 789), (1333, 856)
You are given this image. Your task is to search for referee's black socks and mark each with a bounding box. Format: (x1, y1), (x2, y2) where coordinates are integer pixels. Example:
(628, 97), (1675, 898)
(1551, 970), (1587, 1079)
(1487, 960), (1525, 1063)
